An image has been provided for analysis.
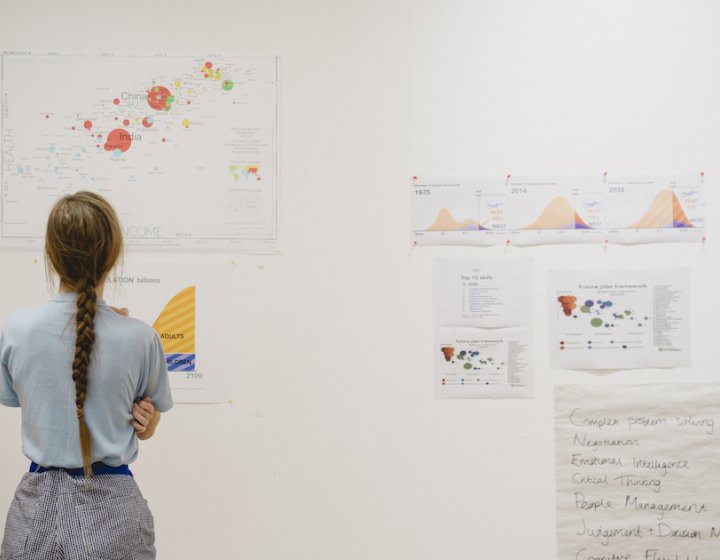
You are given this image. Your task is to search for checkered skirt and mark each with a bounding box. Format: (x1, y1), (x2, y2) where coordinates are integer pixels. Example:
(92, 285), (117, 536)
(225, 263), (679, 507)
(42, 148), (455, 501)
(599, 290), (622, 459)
(0, 471), (155, 560)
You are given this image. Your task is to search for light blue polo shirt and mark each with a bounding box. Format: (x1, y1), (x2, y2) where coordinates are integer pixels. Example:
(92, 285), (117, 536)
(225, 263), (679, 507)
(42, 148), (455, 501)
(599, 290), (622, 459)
(0, 293), (173, 468)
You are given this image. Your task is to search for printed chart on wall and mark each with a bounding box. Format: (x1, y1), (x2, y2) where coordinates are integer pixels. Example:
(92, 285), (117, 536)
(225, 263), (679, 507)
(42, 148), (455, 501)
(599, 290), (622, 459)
(556, 383), (720, 560)
(411, 174), (704, 246)
(1, 52), (279, 252)
(548, 268), (690, 370)
(105, 260), (235, 403)
(433, 257), (533, 398)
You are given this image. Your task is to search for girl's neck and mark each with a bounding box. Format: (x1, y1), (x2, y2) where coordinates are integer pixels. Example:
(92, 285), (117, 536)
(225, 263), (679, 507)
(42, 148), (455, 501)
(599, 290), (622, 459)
(59, 282), (105, 299)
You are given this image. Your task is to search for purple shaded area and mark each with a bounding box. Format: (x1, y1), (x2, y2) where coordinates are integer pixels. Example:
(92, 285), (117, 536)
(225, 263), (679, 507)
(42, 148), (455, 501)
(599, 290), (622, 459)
(672, 221), (693, 228)
(574, 222), (592, 230)
(166, 353), (196, 372)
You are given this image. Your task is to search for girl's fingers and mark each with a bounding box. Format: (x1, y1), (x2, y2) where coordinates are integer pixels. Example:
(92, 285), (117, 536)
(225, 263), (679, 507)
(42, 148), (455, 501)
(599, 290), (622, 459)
(132, 420), (146, 433)
(133, 409), (150, 425)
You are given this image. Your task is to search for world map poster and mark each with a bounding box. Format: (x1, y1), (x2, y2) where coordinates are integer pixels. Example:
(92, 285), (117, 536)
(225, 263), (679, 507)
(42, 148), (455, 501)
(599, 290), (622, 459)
(1, 52), (279, 252)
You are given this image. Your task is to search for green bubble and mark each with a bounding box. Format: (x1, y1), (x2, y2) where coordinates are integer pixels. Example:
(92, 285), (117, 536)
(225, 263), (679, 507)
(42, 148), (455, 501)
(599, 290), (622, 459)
(590, 318), (603, 327)
(580, 306), (589, 313)
(463, 363), (472, 370)
(222, 79), (234, 91)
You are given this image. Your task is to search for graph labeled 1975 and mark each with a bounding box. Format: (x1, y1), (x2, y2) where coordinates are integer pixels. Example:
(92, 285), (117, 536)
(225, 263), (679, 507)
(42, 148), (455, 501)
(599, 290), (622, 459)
(411, 174), (704, 246)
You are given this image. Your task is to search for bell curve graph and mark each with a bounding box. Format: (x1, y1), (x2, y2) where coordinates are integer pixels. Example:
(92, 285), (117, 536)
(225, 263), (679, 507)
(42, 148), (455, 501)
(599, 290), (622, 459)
(411, 174), (705, 246)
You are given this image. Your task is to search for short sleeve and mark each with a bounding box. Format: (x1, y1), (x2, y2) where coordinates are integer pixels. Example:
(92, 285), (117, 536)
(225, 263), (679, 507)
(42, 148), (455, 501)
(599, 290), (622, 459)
(0, 330), (20, 407)
(138, 330), (173, 413)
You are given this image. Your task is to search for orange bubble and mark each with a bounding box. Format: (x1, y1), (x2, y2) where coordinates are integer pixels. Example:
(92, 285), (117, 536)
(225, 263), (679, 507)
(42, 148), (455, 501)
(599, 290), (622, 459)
(84, 120), (93, 130)
(103, 128), (132, 153)
(147, 86), (174, 111)
(440, 347), (455, 362)
(557, 295), (577, 317)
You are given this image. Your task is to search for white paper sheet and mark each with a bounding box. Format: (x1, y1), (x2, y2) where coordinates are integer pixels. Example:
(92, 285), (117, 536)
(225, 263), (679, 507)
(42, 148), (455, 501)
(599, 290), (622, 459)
(105, 259), (235, 403)
(548, 268), (691, 370)
(555, 383), (720, 560)
(433, 257), (534, 398)
(433, 257), (532, 328)
(1, 52), (279, 252)
(412, 174), (705, 246)
(435, 327), (532, 398)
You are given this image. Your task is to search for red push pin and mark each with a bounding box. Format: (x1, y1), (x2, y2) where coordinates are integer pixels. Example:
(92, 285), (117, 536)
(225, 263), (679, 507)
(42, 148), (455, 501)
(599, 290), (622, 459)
(505, 173), (511, 185)
(700, 171), (705, 183)
(504, 239), (511, 254)
(603, 171), (608, 182)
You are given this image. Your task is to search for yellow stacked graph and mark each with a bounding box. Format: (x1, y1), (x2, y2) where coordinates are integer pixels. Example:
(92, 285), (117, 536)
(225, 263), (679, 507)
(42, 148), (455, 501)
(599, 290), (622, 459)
(152, 286), (196, 372)
(630, 190), (694, 229)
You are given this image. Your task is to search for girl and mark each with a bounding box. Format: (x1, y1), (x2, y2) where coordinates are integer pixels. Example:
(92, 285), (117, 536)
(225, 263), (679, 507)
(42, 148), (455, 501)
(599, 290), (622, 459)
(0, 191), (173, 560)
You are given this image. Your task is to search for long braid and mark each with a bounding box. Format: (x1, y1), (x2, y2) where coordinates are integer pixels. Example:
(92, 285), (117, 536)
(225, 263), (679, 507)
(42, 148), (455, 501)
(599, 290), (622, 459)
(73, 277), (97, 477)
(45, 191), (123, 478)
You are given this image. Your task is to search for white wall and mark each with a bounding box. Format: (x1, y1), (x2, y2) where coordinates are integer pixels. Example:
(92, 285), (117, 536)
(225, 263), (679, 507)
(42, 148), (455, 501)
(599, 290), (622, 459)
(410, 1), (720, 558)
(0, 1), (718, 558)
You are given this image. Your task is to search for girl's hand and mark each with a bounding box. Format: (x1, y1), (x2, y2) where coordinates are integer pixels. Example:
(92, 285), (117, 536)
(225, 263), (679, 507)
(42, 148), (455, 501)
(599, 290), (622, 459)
(132, 397), (155, 434)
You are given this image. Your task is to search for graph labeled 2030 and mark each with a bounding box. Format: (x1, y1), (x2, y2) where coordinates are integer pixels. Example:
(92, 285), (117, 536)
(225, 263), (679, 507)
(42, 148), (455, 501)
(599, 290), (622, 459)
(411, 174), (705, 245)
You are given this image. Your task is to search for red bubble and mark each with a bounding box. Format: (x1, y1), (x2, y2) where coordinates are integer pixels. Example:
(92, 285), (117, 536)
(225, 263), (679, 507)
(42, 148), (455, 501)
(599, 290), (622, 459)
(123, 119), (130, 126)
(96, 134), (102, 139)
(84, 120), (92, 129)
(162, 138), (166, 143)
(147, 86), (173, 111)
(115, 117), (119, 121)
(142, 117), (153, 128)
(113, 98), (120, 105)
(203, 74), (208, 79)
(45, 114), (49, 119)
(103, 128), (132, 153)
(205, 61), (212, 69)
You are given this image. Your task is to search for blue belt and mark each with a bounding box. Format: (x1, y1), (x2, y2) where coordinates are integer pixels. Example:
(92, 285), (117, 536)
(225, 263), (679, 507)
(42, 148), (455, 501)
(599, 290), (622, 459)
(30, 462), (133, 477)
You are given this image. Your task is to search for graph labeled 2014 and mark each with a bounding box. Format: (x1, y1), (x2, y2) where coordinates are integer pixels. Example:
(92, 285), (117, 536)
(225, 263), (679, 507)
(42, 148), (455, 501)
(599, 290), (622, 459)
(411, 174), (705, 245)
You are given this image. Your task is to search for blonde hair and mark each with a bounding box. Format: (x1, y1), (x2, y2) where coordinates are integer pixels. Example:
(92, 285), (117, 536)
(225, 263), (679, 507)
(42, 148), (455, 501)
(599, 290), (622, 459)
(45, 191), (123, 477)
